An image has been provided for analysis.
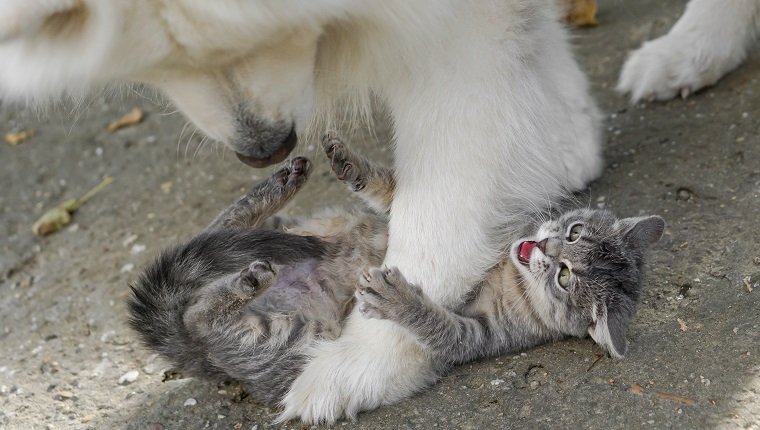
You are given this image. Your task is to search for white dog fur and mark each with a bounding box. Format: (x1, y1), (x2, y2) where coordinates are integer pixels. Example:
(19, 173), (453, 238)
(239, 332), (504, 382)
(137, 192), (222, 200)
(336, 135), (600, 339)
(618, 0), (760, 102)
(0, 0), (606, 423)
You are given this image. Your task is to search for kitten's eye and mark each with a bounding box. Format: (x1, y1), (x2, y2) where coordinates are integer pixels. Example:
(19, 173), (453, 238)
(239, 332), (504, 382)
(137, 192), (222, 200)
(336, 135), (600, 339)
(557, 265), (571, 289)
(568, 224), (583, 242)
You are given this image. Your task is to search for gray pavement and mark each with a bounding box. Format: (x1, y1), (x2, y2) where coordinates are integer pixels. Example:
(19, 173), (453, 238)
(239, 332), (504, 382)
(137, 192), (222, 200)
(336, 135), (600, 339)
(1, 1), (759, 429)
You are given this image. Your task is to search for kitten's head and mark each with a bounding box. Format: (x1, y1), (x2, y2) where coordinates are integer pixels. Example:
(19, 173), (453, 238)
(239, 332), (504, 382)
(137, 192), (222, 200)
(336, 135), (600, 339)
(510, 209), (665, 358)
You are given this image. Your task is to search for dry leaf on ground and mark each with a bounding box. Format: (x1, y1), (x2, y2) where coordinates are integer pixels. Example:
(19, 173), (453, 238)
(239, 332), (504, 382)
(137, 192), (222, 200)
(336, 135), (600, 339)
(5, 129), (35, 145)
(108, 108), (144, 132)
(560, 0), (598, 26)
(32, 177), (114, 236)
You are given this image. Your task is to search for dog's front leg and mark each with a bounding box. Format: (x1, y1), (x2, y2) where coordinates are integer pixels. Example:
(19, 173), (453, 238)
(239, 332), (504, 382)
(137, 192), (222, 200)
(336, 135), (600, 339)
(279, 130), (505, 422)
(279, 2), (601, 423)
(618, 0), (760, 102)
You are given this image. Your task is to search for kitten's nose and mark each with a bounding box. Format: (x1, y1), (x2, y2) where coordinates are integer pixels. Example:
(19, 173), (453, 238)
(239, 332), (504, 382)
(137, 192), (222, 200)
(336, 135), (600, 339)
(536, 238), (548, 253)
(536, 238), (561, 257)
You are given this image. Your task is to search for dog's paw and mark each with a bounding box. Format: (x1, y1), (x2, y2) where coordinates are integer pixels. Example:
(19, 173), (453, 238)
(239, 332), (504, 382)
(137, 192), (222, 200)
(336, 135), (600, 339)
(356, 266), (423, 321)
(618, 34), (717, 102)
(277, 316), (437, 425)
(321, 133), (367, 191)
(617, 24), (749, 103)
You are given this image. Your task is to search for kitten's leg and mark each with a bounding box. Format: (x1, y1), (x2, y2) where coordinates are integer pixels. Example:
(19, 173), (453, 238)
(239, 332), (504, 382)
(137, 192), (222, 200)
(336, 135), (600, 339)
(185, 260), (276, 332)
(184, 259), (294, 404)
(206, 157), (311, 231)
(355, 267), (493, 365)
(618, 0), (760, 102)
(322, 133), (395, 214)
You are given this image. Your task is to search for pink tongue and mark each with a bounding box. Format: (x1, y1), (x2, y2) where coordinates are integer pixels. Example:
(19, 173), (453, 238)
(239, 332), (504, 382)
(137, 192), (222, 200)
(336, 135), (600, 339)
(519, 241), (537, 261)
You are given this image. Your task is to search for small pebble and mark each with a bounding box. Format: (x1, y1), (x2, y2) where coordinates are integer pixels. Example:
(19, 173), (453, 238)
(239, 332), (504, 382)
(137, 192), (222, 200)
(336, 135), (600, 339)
(120, 263), (135, 273)
(56, 391), (74, 400)
(676, 188), (692, 201)
(122, 234), (138, 247)
(183, 398), (197, 407)
(490, 379), (505, 386)
(161, 182), (173, 194)
(130, 244), (147, 255)
(118, 370), (139, 385)
(81, 415), (93, 423)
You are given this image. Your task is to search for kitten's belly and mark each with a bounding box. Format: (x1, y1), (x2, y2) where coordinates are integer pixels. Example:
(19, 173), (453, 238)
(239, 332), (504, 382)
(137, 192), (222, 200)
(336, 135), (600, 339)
(271, 259), (321, 293)
(253, 258), (349, 317)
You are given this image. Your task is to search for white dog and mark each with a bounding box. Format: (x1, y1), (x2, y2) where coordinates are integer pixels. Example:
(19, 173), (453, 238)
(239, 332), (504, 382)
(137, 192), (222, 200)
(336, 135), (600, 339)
(0, 0), (602, 423)
(618, 0), (760, 102)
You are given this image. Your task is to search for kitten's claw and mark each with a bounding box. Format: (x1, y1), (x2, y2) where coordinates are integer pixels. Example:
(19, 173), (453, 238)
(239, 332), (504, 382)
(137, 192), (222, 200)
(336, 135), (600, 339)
(321, 133), (367, 191)
(272, 157), (312, 187)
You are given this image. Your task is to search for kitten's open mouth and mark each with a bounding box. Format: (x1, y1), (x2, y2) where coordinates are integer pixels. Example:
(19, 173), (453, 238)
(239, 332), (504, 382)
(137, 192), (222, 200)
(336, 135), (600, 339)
(517, 241), (537, 266)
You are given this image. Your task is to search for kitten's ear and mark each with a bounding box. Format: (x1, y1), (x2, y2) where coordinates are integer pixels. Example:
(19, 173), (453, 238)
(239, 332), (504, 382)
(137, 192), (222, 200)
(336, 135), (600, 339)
(588, 304), (628, 359)
(0, 0), (82, 42)
(619, 215), (665, 251)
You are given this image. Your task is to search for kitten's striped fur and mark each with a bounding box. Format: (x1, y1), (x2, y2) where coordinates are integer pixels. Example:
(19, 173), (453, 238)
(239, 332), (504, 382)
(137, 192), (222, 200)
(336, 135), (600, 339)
(127, 134), (663, 407)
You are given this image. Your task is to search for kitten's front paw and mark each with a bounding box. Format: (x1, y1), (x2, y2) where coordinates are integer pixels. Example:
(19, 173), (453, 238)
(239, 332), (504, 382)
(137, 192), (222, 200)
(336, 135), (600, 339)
(356, 266), (423, 320)
(618, 32), (732, 102)
(322, 133), (367, 191)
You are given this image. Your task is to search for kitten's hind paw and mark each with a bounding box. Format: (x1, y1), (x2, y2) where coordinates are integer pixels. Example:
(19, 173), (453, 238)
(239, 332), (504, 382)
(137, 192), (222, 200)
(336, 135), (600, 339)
(321, 133), (368, 192)
(253, 156), (311, 205)
(356, 266), (424, 321)
(238, 259), (276, 292)
(273, 156), (311, 188)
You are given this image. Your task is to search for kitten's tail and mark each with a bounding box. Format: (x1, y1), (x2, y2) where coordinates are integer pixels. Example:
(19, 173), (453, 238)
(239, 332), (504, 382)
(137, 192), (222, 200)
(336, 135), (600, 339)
(126, 245), (230, 380)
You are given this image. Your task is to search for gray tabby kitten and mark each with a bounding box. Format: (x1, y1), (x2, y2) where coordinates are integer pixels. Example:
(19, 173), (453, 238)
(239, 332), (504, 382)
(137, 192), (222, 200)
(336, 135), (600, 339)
(127, 134), (664, 407)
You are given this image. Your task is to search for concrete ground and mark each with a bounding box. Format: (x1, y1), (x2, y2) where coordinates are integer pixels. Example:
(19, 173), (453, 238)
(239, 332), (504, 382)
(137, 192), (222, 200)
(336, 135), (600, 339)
(1, 1), (759, 429)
